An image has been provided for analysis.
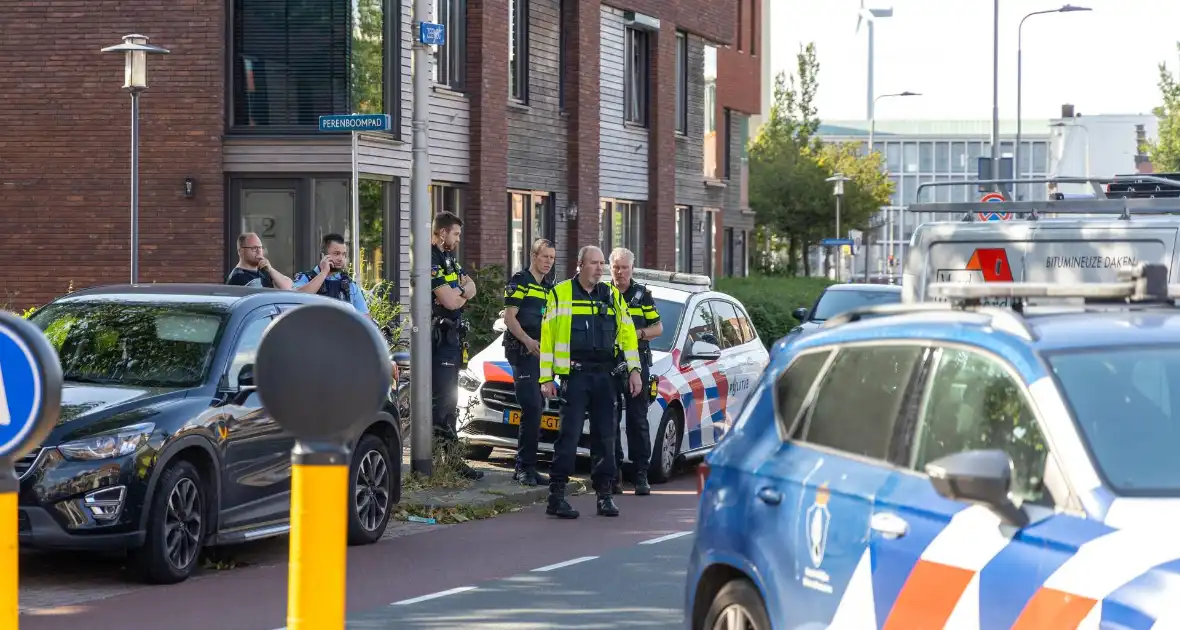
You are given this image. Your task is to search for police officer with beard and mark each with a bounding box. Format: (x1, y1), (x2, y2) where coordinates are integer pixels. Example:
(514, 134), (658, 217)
(608, 247), (662, 496)
(430, 212), (483, 480)
(503, 239), (556, 487)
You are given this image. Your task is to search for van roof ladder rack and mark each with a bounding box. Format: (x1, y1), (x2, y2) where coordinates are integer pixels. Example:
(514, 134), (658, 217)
(908, 176), (1180, 222)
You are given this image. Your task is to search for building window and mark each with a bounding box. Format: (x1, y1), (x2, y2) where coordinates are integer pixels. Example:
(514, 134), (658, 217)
(675, 206), (692, 272)
(433, 0), (466, 90)
(232, 0), (398, 134)
(737, 0), (744, 51)
(600, 200), (644, 265)
(624, 27), (649, 126)
(358, 178), (397, 287)
(749, 0), (757, 56)
(430, 182), (464, 257)
(703, 44), (718, 178)
(723, 227), (735, 276)
(675, 31), (688, 134)
(509, 0), (528, 102)
(723, 108), (733, 179)
(558, 0), (567, 110)
(508, 191), (554, 272)
(703, 210), (716, 277)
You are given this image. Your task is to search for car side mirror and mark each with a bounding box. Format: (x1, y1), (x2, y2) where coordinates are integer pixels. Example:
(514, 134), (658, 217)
(237, 363), (256, 390)
(493, 318), (507, 333)
(684, 340), (722, 363)
(925, 449), (1029, 528)
(792, 307), (809, 322)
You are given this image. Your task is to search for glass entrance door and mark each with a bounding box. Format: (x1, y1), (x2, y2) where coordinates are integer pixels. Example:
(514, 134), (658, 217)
(240, 187), (297, 276)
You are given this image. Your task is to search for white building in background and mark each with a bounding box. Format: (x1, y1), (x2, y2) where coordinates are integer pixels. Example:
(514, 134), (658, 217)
(1048, 108), (1158, 195)
(749, 0), (773, 138)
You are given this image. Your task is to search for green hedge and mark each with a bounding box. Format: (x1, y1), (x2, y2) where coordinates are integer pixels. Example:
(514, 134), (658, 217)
(715, 275), (834, 348)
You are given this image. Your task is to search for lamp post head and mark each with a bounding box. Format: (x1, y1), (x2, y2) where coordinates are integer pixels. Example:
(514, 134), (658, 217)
(1059, 4), (1092, 12)
(826, 173), (851, 196)
(101, 34), (170, 90)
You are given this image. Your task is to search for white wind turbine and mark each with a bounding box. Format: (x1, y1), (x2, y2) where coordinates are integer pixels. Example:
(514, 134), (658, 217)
(857, 0), (894, 120)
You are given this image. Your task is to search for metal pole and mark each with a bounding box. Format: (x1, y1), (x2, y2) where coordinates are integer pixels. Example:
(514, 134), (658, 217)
(834, 194), (841, 282)
(350, 131), (361, 273)
(866, 22), (874, 120)
(409, 0), (434, 476)
(1015, 28), (1023, 184)
(991, 0), (1000, 195)
(130, 89), (141, 284)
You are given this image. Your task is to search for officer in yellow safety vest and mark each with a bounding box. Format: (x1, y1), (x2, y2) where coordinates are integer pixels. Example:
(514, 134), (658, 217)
(540, 245), (643, 519)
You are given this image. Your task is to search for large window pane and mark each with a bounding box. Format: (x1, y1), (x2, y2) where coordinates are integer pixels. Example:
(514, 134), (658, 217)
(509, 0), (527, 102)
(951, 142), (967, 173)
(510, 193), (525, 270)
(240, 187), (297, 275)
(433, 0), (465, 89)
(919, 142), (934, 173)
(935, 142), (950, 173)
(313, 179), (351, 262)
(1032, 142), (1049, 174)
(703, 45), (717, 178)
(886, 143), (901, 173)
(675, 32), (687, 134)
(624, 27), (649, 126)
(967, 143), (982, 174)
(358, 179), (387, 285)
(233, 0), (353, 128)
(352, 0), (385, 115)
(903, 143), (918, 173)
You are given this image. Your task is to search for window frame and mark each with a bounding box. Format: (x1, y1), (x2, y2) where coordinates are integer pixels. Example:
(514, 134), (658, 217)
(509, 0), (529, 103)
(432, 0), (467, 91)
(507, 190), (555, 272)
(430, 181), (465, 258)
(723, 108), (733, 179)
(675, 205), (692, 272)
(680, 299), (720, 365)
(790, 342), (931, 467)
(220, 306), (279, 389)
(749, 0), (758, 56)
(675, 31), (688, 135)
(773, 348), (835, 440)
(599, 198), (644, 265)
(228, 0), (400, 137)
(623, 26), (650, 127)
(708, 299), (745, 350)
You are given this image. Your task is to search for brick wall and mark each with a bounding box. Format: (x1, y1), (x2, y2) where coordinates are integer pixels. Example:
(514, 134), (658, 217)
(465, 0), (511, 270)
(0, 0), (225, 310)
(564, 0), (602, 274)
(717, 0), (762, 116)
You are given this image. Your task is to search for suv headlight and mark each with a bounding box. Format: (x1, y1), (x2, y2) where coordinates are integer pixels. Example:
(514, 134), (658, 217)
(58, 422), (155, 461)
(459, 369), (481, 392)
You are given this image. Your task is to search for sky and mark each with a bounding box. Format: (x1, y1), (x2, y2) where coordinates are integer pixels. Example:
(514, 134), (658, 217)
(770, 0), (1180, 122)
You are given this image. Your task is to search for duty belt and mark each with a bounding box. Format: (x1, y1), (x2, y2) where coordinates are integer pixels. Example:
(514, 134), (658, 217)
(570, 360), (615, 373)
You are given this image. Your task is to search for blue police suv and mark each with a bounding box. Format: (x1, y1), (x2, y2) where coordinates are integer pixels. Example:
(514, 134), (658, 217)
(20, 285), (402, 584)
(686, 265), (1180, 629)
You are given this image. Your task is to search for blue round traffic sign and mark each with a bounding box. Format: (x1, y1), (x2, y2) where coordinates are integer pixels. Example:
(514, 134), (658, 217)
(0, 312), (62, 461)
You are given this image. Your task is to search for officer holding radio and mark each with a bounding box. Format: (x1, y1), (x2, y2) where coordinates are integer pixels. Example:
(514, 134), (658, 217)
(608, 248), (662, 496)
(503, 239), (556, 487)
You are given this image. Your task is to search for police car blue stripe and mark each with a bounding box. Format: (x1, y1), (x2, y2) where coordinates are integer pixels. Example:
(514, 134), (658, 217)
(681, 390), (702, 450)
(869, 474), (970, 626)
(1099, 557), (1180, 629)
(975, 513), (1110, 630)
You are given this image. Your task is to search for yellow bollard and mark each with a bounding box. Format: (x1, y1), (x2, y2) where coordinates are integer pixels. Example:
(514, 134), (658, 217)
(0, 491), (17, 628)
(286, 449), (350, 630)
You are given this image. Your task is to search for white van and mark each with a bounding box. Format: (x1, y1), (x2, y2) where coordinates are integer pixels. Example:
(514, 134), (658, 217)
(901, 177), (1180, 303)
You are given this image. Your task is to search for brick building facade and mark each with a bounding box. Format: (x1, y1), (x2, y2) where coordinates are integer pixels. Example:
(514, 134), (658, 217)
(1, 0), (759, 310)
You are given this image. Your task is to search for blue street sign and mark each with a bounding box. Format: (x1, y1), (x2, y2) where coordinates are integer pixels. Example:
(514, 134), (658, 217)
(821, 238), (855, 247)
(317, 114), (392, 133)
(0, 324), (48, 457)
(419, 21), (446, 46)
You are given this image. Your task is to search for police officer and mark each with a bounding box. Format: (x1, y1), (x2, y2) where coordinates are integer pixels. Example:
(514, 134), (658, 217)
(608, 247), (662, 496)
(503, 239), (556, 487)
(294, 233), (370, 316)
(430, 212), (484, 481)
(539, 245), (643, 519)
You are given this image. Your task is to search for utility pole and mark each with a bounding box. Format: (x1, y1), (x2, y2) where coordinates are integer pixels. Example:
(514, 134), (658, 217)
(990, 0), (1001, 194)
(409, 0), (434, 476)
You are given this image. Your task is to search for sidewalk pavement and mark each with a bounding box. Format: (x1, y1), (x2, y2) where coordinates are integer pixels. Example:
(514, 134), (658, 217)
(398, 449), (587, 525)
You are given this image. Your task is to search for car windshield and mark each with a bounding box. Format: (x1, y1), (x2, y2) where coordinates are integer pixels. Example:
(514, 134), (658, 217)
(1047, 346), (1180, 496)
(810, 289), (900, 321)
(648, 298), (684, 352)
(30, 301), (229, 388)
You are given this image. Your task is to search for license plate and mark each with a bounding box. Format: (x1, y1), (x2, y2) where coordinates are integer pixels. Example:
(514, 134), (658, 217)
(505, 409), (560, 431)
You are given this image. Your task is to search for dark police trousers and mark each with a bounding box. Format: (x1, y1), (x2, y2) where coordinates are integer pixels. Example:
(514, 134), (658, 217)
(550, 364), (617, 489)
(431, 338), (462, 444)
(615, 360), (652, 473)
(509, 349), (543, 471)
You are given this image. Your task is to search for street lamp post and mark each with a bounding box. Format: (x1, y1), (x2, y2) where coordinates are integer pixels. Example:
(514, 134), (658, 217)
(1016, 5), (1091, 182)
(869, 90), (919, 278)
(102, 35), (170, 285)
(826, 174), (851, 282)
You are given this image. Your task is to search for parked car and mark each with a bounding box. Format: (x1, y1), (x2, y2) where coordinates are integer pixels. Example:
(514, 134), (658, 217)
(771, 283), (901, 357)
(457, 270), (770, 482)
(21, 285), (402, 584)
(687, 270), (1180, 628)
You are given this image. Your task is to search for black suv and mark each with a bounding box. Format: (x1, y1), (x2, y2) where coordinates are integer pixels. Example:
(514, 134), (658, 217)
(21, 284), (402, 583)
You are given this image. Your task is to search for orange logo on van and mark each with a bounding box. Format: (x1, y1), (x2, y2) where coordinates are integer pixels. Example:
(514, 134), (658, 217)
(965, 248), (1013, 282)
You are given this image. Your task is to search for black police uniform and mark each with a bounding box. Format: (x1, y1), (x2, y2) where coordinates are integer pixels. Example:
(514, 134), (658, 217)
(430, 245), (482, 480)
(297, 268), (353, 301)
(503, 269), (552, 485)
(551, 280), (622, 505)
(612, 281), (660, 494)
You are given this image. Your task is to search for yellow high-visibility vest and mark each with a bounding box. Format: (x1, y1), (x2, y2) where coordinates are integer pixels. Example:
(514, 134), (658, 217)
(539, 279), (640, 384)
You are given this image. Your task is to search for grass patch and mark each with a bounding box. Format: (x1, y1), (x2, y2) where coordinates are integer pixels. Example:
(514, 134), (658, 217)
(400, 437), (479, 492)
(395, 499), (524, 524)
(715, 275), (834, 347)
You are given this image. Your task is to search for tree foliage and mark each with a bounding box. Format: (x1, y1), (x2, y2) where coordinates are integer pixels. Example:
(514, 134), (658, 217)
(1146, 43), (1180, 172)
(747, 42), (893, 276)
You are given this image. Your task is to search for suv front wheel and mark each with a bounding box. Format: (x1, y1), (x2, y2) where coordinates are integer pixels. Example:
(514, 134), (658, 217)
(131, 460), (206, 584)
(348, 432), (394, 545)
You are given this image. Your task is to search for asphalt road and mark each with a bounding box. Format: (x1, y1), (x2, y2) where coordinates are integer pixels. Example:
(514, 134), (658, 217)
(343, 531), (694, 629)
(20, 475), (700, 630)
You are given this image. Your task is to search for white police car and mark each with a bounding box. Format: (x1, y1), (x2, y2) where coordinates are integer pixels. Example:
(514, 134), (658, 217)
(457, 269), (769, 482)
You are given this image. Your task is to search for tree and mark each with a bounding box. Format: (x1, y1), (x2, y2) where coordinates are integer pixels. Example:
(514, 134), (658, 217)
(1146, 42), (1180, 172)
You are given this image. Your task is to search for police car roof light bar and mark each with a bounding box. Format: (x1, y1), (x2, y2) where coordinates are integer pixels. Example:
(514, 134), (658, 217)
(821, 302), (1035, 340)
(914, 175), (1180, 205)
(909, 175), (1180, 221)
(630, 268), (712, 291)
(927, 263), (1177, 303)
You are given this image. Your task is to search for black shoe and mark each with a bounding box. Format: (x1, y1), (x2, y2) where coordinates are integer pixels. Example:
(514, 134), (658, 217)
(546, 484), (579, 519)
(596, 492), (620, 517)
(518, 469), (548, 487)
(634, 471), (651, 496)
(458, 463), (484, 481)
(612, 467), (624, 495)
